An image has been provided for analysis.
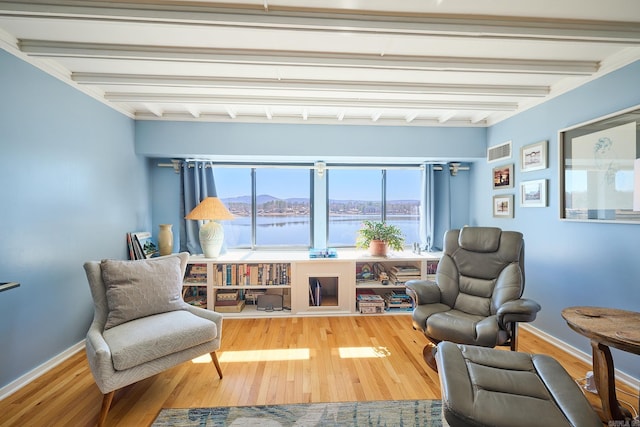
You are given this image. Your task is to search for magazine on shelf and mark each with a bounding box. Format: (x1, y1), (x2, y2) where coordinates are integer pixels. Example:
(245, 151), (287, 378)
(127, 231), (158, 260)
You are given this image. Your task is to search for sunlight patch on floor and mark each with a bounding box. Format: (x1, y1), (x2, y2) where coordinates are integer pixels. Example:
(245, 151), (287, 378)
(213, 348), (311, 363)
(338, 346), (391, 358)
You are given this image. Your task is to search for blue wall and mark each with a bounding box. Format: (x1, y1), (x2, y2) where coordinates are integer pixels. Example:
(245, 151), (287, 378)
(135, 120), (486, 162)
(470, 60), (640, 379)
(0, 50), (148, 389)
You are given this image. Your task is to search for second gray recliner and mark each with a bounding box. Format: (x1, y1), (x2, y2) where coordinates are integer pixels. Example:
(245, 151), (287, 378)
(406, 226), (541, 367)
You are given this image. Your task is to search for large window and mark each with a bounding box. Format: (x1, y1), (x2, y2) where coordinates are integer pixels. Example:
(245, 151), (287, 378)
(385, 169), (421, 247)
(328, 168), (421, 247)
(214, 164), (421, 249)
(255, 168), (311, 247)
(215, 167), (311, 249)
(215, 167), (252, 248)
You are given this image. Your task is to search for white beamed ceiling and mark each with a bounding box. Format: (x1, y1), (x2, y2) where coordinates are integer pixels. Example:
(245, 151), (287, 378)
(1, 0), (639, 126)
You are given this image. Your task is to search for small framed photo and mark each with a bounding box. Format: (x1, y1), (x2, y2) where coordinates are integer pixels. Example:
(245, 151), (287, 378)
(520, 140), (547, 172)
(492, 164), (514, 189)
(493, 194), (514, 218)
(520, 179), (547, 207)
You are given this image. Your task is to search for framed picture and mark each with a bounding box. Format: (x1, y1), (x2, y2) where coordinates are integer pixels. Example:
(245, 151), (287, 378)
(493, 194), (514, 218)
(520, 179), (547, 207)
(492, 164), (514, 189)
(521, 140), (547, 172)
(559, 104), (640, 223)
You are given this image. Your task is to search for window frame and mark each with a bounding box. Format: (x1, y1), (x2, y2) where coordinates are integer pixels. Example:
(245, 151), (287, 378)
(325, 165), (423, 248)
(215, 163), (314, 250)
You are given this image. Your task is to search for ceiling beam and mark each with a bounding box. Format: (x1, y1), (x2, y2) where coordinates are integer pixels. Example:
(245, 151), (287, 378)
(103, 92), (520, 111)
(3, 1), (640, 43)
(72, 73), (550, 97)
(21, 41), (599, 75)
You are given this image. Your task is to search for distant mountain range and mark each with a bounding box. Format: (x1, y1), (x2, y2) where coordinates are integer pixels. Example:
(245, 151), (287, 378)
(223, 195), (418, 205)
(223, 194), (308, 205)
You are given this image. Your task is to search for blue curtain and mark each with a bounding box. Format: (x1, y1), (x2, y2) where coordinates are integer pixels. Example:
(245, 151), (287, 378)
(420, 163), (452, 251)
(420, 164), (435, 251)
(435, 165), (452, 250)
(180, 161), (218, 254)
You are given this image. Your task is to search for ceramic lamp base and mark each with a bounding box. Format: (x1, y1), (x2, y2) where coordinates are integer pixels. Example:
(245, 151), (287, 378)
(199, 221), (224, 258)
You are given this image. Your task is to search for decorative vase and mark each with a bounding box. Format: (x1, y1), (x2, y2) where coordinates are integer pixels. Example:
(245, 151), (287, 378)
(368, 240), (388, 257)
(158, 224), (173, 256)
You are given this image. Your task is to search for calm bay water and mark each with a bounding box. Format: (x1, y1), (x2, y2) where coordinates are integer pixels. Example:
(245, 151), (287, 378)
(222, 215), (420, 247)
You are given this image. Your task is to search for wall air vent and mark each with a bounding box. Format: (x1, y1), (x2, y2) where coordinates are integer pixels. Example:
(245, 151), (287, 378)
(487, 141), (512, 163)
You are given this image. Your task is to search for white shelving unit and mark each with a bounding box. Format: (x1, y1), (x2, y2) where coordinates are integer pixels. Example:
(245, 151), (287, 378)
(183, 249), (441, 318)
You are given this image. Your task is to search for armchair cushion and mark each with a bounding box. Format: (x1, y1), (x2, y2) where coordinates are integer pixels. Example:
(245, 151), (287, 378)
(103, 310), (217, 371)
(426, 311), (508, 348)
(101, 256), (184, 329)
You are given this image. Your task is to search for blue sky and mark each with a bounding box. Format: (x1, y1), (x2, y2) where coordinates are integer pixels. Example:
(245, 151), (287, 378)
(213, 167), (421, 201)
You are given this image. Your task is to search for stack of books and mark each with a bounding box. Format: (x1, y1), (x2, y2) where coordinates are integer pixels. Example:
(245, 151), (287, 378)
(383, 291), (413, 311)
(214, 290), (245, 313)
(356, 289), (385, 313)
(388, 265), (421, 284)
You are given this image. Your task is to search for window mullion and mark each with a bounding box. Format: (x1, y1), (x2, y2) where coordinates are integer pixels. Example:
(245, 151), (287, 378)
(381, 169), (387, 222)
(251, 168), (257, 249)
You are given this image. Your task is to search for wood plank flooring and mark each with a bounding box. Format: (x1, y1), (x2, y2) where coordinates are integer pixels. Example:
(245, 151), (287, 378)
(0, 315), (637, 426)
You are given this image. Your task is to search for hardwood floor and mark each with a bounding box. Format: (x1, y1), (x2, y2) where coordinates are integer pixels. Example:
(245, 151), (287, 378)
(0, 315), (637, 426)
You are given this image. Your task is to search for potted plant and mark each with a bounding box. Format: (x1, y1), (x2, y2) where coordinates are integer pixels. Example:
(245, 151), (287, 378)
(356, 220), (405, 256)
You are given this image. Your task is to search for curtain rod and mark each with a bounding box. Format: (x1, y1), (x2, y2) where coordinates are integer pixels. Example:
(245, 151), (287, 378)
(157, 160), (469, 174)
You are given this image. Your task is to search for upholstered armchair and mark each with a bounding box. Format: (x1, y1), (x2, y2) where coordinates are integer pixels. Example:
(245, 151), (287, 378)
(84, 252), (223, 426)
(405, 227), (540, 369)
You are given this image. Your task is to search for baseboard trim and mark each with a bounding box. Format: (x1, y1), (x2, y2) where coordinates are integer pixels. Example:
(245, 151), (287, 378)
(0, 340), (85, 401)
(522, 324), (639, 390)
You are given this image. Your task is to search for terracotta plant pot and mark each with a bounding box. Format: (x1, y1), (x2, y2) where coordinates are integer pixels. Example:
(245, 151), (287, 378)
(368, 240), (388, 257)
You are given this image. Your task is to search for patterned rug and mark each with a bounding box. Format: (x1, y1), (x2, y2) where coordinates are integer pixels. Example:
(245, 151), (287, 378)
(152, 400), (447, 426)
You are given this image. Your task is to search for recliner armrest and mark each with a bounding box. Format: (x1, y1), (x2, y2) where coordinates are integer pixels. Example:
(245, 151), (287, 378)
(497, 298), (541, 327)
(405, 279), (441, 305)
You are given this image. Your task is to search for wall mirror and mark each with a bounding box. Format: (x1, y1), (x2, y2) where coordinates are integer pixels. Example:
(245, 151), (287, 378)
(559, 104), (640, 223)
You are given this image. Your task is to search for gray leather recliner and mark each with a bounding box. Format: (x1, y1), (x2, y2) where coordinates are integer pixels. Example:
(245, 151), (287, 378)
(406, 227), (541, 363)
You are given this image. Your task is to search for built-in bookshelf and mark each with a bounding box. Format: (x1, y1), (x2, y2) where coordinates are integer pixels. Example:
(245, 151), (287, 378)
(183, 250), (440, 318)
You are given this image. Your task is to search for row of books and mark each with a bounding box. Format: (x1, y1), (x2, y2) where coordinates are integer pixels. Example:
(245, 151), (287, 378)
(211, 263), (291, 286)
(126, 231), (158, 260)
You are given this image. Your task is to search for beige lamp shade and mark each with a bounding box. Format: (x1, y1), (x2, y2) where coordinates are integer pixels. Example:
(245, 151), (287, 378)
(185, 197), (235, 221)
(185, 197), (235, 258)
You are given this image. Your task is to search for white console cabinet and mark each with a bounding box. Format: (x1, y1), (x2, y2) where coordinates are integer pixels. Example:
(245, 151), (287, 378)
(183, 249), (441, 318)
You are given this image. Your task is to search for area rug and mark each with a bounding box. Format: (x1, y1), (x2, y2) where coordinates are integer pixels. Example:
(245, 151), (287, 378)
(152, 399), (447, 426)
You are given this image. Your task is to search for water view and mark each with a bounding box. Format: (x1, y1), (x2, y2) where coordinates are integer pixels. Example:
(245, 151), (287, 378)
(221, 199), (420, 248)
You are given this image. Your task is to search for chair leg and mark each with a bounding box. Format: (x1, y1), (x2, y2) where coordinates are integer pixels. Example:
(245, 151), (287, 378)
(510, 322), (518, 351)
(423, 343), (438, 372)
(211, 351), (223, 379)
(98, 390), (115, 427)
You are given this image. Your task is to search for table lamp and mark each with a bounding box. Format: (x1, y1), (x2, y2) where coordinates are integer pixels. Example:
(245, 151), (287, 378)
(185, 197), (235, 258)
